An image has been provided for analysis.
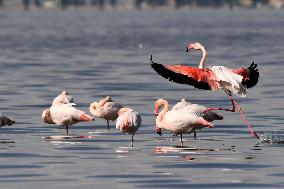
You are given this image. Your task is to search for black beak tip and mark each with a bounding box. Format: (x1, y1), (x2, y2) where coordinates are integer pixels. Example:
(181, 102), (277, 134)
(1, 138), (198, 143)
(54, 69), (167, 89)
(186, 47), (189, 52)
(157, 132), (162, 136)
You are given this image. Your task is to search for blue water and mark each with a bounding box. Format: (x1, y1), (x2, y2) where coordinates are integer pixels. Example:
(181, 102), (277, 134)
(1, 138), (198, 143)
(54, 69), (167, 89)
(0, 8), (284, 188)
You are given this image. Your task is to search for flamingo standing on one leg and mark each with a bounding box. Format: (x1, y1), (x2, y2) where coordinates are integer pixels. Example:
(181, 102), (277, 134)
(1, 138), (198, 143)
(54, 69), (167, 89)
(172, 98), (223, 139)
(42, 104), (94, 135)
(116, 107), (142, 147)
(154, 99), (213, 147)
(89, 96), (123, 130)
(0, 114), (15, 127)
(150, 42), (259, 139)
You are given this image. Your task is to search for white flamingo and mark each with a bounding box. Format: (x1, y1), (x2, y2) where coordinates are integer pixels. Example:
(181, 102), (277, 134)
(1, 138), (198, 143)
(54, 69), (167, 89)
(42, 104), (93, 135)
(154, 99), (213, 147)
(52, 90), (74, 106)
(116, 108), (141, 147)
(172, 98), (223, 139)
(89, 96), (123, 130)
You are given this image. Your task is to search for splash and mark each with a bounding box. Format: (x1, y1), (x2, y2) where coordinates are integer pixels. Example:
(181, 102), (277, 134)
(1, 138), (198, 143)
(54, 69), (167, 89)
(260, 132), (284, 144)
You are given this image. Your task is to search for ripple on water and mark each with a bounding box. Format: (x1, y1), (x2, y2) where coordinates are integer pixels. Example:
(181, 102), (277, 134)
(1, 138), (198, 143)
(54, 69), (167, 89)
(260, 132), (284, 144)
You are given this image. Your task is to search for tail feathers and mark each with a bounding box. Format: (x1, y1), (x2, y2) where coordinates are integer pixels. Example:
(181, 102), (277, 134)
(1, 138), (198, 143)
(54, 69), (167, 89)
(242, 61), (259, 89)
(79, 114), (94, 122)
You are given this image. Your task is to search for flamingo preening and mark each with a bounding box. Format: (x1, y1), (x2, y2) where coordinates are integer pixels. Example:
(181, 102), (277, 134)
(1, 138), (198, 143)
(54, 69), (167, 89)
(154, 99), (213, 147)
(42, 90), (93, 135)
(150, 42), (259, 139)
(116, 107), (142, 147)
(52, 90), (74, 106)
(172, 98), (223, 139)
(89, 96), (123, 130)
(42, 104), (94, 135)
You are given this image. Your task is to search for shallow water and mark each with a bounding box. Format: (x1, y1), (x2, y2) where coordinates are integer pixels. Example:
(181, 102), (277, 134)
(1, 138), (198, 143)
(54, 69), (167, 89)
(0, 8), (284, 188)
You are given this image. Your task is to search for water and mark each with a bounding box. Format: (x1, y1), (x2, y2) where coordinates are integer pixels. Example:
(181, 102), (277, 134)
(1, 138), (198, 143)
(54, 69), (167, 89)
(0, 8), (284, 188)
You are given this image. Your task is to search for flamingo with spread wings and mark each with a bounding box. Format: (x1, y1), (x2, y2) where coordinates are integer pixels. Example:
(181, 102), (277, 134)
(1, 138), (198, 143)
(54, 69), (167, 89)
(150, 42), (259, 138)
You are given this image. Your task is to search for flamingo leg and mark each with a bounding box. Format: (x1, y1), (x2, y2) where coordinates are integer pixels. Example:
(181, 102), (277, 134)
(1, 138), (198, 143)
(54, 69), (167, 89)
(204, 91), (259, 139)
(180, 134), (183, 147)
(65, 125), (69, 135)
(193, 129), (197, 140)
(107, 120), (110, 130)
(204, 92), (235, 113)
(230, 98), (259, 139)
(131, 134), (134, 147)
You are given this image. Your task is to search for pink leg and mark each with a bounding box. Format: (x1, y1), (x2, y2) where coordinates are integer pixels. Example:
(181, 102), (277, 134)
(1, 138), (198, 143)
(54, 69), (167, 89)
(204, 94), (235, 113)
(232, 99), (259, 139)
(204, 93), (259, 139)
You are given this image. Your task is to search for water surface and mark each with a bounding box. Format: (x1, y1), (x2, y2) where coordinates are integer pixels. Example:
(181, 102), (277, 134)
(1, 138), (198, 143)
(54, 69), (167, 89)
(0, 8), (284, 189)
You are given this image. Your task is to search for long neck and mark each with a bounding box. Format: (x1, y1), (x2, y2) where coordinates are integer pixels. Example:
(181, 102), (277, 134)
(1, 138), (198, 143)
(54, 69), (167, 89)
(98, 96), (111, 107)
(156, 100), (169, 129)
(199, 46), (207, 69)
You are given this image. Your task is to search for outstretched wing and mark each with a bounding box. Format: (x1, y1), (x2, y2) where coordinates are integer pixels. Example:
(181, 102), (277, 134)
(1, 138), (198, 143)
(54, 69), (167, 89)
(150, 56), (215, 90)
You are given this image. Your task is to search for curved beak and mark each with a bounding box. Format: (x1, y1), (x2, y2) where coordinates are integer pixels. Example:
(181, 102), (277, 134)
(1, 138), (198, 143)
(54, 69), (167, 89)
(186, 44), (193, 52)
(156, 127), (162, 136)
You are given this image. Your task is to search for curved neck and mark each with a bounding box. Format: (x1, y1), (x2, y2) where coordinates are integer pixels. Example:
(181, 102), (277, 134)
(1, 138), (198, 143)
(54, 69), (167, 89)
(98, 96), (111, 107)
(89, 102), (98, 114)
(156, 99), (169, 128)
(199, 46), (207, 69)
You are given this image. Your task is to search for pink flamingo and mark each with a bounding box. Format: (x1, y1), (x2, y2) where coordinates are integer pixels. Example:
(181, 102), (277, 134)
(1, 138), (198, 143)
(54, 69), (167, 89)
(42, 104), (93, 135)
(52, 90), (74, 106)
(172, 98), (223, 139)
(154, 99), (213, 147)
(0, 115), (15, 127)
(150, 42), (259, 139)
(89, 96), (123, 130)
(116, 108), (142, 147)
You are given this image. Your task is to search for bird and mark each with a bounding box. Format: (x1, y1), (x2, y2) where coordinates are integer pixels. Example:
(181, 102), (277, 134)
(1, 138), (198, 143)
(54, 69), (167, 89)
(116, 107), (142, 147)
(171, 98), (192, 110)
(0, 114), (15, 127)
(42, 104), (94, 135)
(154, 99), (213, 147)
(150, 42), (259, 139)
(89, 96), (123, 130)
(171, 98), (223, 139)
(52, 90), (74, 106)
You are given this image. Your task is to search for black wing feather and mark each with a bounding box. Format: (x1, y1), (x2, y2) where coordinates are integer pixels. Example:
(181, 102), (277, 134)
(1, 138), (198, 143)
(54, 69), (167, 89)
(242, 61), (259, 89)
(150, 56), (210, 90)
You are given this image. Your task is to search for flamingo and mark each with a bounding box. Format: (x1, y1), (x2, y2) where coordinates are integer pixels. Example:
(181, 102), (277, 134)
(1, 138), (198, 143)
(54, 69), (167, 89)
(52, 90), (74, 106)
(42, 104), (94, 135)
(89, 96), (123, 130)
(172, 98), (223, 139)
(154, 99), (213, 147)
(0, 115), (15, 127)
(116, 108), (142, 147)
(150, 42), (259, 139)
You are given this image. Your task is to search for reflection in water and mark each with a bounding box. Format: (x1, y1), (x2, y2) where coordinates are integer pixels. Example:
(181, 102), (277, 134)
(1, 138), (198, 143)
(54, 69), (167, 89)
(0, 138), (15, 150)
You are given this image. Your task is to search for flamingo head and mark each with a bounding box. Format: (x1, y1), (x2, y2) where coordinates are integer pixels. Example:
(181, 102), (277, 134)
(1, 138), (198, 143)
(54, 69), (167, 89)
(42, 109), (54, 124)
(156, 127), (162, 136)
(186, 42), (203, 52)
